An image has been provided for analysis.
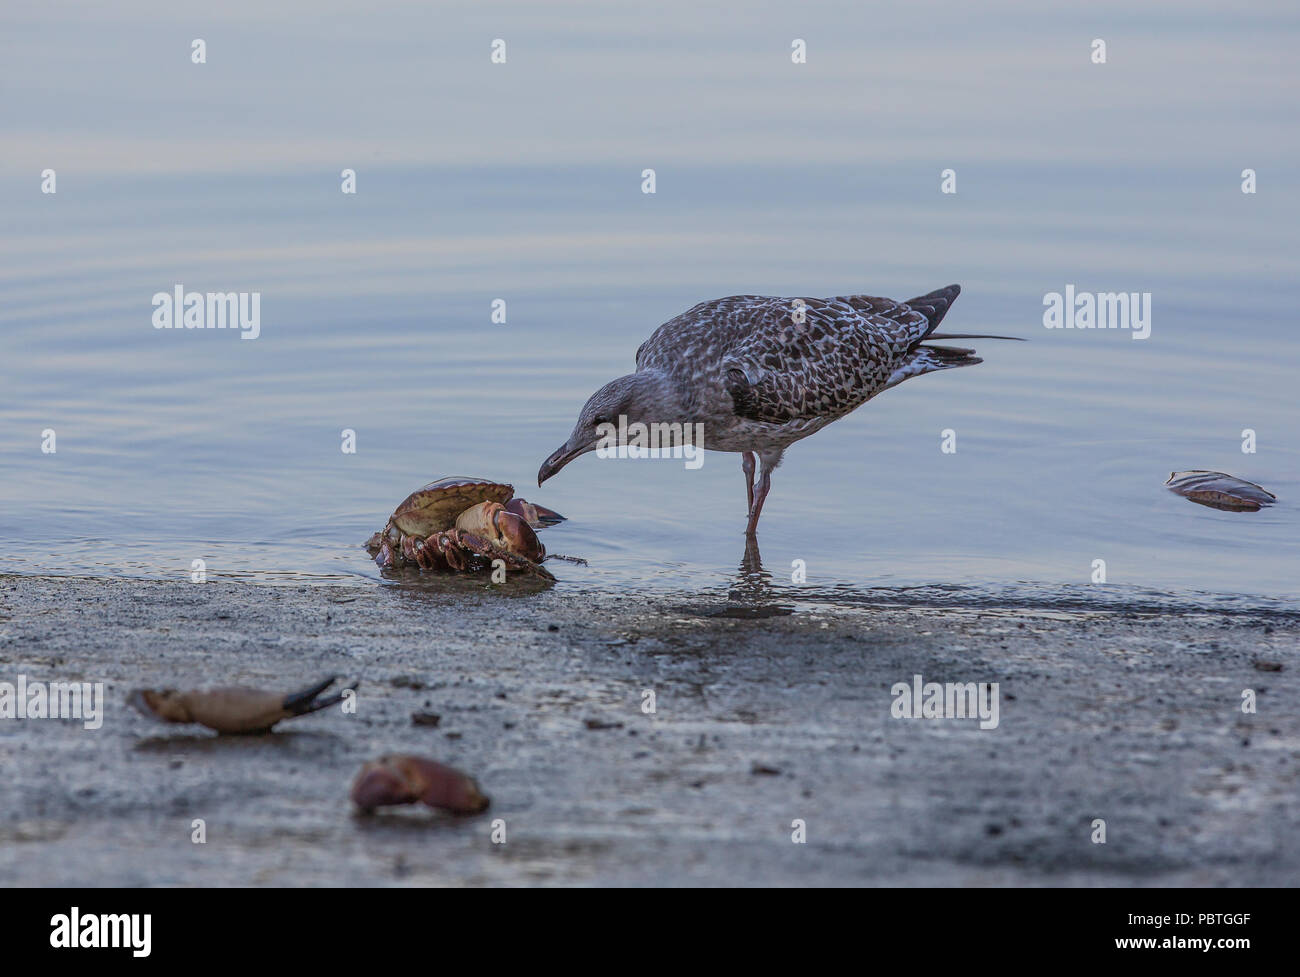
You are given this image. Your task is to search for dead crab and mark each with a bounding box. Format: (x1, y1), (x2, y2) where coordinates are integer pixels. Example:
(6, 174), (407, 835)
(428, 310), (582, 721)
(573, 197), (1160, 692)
(365, 476), (575, 582)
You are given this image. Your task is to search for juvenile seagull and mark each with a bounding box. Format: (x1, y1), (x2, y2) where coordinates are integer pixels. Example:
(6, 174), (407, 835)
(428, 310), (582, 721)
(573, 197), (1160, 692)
(539, 285), (1018, 535)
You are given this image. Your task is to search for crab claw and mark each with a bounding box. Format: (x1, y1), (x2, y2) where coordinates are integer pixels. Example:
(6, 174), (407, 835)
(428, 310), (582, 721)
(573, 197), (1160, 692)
(455, 501), (546, 562)
(504, 498), (566, 529)
(129, 676), (358, 734)
(351, 755), (490, 815)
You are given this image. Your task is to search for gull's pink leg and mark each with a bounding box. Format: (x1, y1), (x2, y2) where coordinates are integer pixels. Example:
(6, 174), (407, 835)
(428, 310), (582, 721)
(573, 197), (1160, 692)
(744, 466), (771, 537)
(741, 452), (756, 512)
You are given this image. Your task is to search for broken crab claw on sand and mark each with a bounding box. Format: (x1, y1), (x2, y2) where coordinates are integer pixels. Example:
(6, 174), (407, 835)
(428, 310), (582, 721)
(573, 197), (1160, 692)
(364, 476), (580, 581)
(351, 754), (490, 815)
(128, 675), (358, 735)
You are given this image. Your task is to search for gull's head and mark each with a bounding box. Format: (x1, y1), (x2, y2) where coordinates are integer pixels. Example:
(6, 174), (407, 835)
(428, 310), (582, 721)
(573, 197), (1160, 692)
(537, 372), (679, 485)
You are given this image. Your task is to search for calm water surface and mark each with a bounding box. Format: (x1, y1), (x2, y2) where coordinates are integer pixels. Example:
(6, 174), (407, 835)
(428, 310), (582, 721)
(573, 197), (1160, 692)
(2, 2), (1297, 609)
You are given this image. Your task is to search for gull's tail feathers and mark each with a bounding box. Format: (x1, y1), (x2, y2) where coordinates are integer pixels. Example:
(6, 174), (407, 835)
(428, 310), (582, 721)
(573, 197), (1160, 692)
(883, 344), (983, 390)
(926, 332), (1025, 342)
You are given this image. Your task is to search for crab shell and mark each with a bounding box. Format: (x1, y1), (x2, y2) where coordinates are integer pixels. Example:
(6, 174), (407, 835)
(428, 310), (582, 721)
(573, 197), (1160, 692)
(389, 477), (515, 538)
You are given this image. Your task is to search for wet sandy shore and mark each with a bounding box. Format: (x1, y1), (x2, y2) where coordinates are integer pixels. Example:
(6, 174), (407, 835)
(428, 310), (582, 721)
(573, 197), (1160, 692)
(0, 573), (1296, 886)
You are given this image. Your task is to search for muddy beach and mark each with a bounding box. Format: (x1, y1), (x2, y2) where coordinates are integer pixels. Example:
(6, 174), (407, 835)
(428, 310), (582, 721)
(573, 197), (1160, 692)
(1, 573), (1295, 887)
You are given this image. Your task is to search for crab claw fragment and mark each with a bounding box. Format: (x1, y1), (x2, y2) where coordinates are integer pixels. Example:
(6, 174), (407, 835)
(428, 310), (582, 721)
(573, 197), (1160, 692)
(351, 754), (490, 815)
(128, 675), (359, 735)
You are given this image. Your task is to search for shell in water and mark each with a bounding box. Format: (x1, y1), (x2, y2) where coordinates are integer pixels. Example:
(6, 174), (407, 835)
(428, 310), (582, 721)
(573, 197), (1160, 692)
(1165, 471), (1276, 512)
(389, 477), (515, 536)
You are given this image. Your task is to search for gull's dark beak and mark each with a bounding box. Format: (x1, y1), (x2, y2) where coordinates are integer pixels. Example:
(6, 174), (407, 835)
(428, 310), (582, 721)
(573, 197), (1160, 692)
(538, 442), (585, 486)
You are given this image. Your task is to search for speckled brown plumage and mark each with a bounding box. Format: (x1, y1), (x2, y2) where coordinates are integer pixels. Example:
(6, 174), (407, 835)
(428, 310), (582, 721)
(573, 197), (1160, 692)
(635, 284), (971, 446)
(541, 283), (1018, 535)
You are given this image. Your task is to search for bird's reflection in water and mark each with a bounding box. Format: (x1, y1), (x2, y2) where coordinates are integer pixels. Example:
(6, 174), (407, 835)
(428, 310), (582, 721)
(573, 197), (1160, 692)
(731, 536), (769, 597)
(711, 537), (794, 618)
